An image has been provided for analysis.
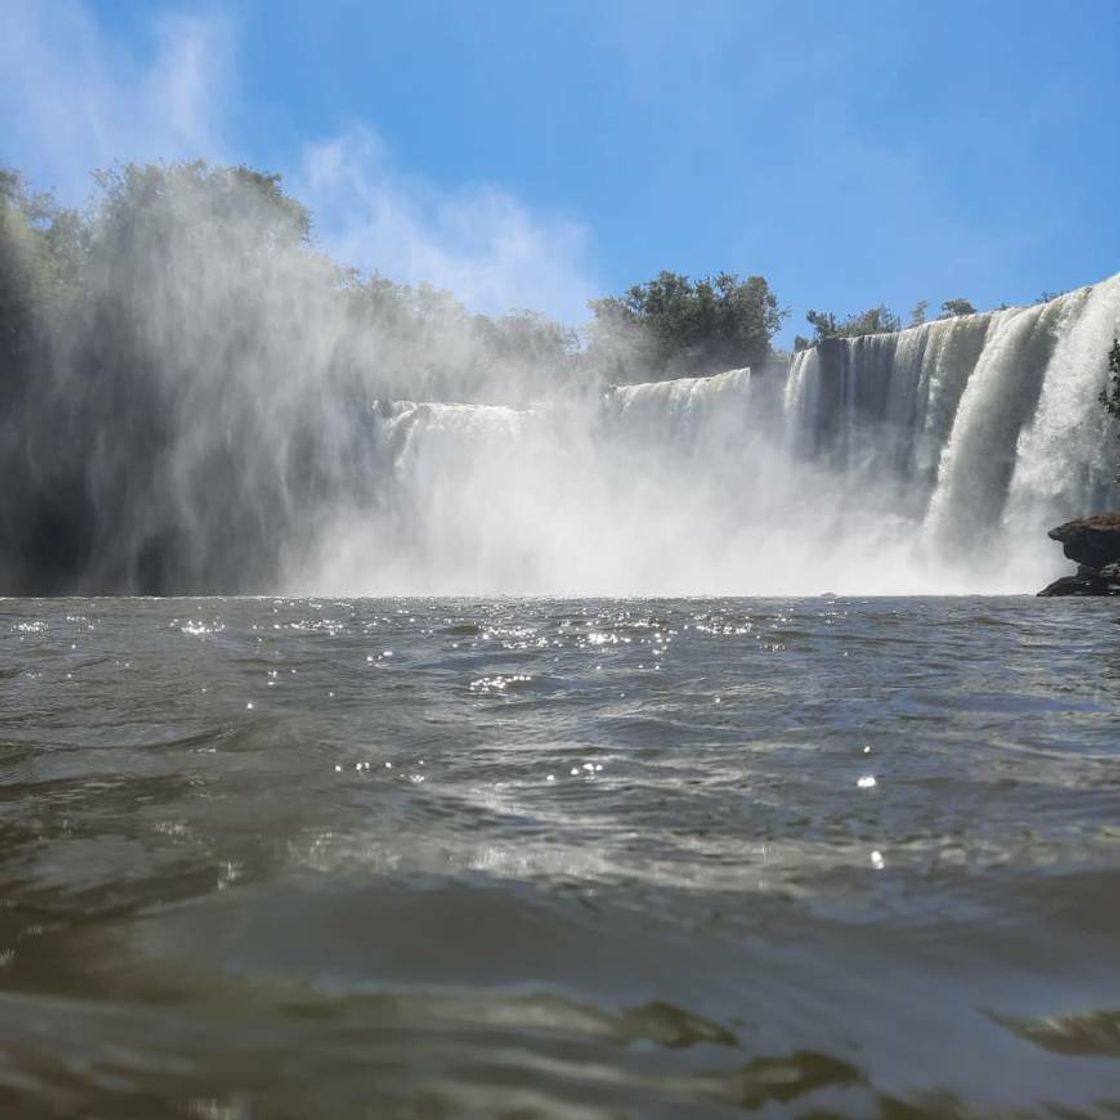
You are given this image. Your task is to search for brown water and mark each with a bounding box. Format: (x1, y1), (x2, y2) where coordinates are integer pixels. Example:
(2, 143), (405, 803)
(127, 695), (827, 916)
(1, 596), (1119, 1118)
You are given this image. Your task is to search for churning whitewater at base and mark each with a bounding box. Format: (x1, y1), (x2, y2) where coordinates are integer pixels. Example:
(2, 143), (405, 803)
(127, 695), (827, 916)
(300, 275), (1120, 598)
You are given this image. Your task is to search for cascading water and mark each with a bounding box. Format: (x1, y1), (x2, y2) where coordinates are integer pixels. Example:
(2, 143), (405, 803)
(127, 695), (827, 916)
(922, 295), (1079, 554)
(604, 367), (754, 450)
(301, 274), (1120, 596)
(1001, 280), (1120, 568)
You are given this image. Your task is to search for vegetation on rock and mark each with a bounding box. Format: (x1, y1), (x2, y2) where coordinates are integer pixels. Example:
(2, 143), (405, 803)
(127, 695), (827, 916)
(793, 305), (901, 350)
(792, 294), (979, 350)
(2, 162), (795, 397)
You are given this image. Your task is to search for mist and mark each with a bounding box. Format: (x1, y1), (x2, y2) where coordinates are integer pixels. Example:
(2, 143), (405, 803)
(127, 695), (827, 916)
(0, 162), (591, 593)
(3, 149), (1120, 597)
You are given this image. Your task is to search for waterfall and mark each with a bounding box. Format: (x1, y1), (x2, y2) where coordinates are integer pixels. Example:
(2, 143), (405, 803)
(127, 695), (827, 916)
(922, 296), (1077, 552)
(373, 400), (538, 478)
(606, 368), (751, 436)
(784, 276), (1120, 585)
(298, 275), (1120, 596)
(1003, 277), (1120, 554)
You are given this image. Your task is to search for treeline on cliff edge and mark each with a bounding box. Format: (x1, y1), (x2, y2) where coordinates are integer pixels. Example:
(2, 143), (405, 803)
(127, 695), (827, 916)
(2, 160), (990, 400)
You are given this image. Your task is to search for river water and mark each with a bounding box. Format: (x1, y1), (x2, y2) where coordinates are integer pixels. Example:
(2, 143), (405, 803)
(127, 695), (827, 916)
(1, 596), (1118, 1117)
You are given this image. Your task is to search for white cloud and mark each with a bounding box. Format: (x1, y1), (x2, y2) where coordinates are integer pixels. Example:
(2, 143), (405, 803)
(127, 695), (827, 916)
(298, 127), (594, 321)
(0, 0), (596, 322)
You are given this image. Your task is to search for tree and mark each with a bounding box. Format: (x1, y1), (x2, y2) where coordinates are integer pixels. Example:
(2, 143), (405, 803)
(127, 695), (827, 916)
(804, 309), (838, 340)
(795, 304), (901, 349)
(940, 298), (976, 318)
(476, 309), (577, 367)
(910, 300), (928, 327)
(0, 170), (86, 397)
(93, 162), (312, 243)
(587, 270), (786, 381)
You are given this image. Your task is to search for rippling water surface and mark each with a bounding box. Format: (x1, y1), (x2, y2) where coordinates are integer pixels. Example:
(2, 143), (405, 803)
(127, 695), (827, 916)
(1, 597), (1119, 1118)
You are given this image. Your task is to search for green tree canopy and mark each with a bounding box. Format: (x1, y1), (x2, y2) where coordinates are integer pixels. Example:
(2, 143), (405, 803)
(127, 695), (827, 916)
(794, 304), (901, 350)
(587, 270), (786, 381)
(940, 298), (976, 318)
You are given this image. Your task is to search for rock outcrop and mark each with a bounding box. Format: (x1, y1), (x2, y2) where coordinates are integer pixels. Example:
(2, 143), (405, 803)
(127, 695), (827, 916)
(1038, 515), (1120, 596)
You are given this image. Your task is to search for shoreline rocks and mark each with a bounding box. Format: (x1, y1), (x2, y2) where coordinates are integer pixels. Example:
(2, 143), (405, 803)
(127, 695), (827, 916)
(1038, 514), (1120, 596)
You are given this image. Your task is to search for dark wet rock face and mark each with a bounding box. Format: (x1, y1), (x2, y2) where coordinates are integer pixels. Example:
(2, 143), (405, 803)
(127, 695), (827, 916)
(1048, 514), (1120, 567)
(1037, 572), (1120, 597)
(1039, 515), (1120, 596)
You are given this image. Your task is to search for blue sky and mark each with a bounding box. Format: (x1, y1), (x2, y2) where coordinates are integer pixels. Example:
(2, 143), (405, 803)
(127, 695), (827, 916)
(2, 0), (1118, 341)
